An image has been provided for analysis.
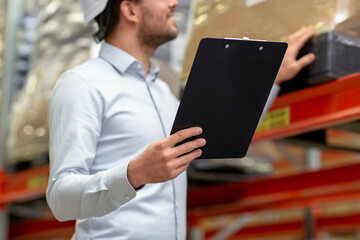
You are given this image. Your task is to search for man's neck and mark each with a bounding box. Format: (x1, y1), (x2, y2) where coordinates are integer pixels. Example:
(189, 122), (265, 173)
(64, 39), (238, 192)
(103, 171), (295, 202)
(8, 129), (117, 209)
(107, 34), (155, 75)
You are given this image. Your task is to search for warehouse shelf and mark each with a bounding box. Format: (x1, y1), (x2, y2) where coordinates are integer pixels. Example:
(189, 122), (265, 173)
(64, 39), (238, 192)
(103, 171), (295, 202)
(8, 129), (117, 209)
(0, 164), (48, 207)
(187, 161), (360, 238)
(198, 214), (360, 239)
(187, 162), (360, 215)
(2, 72), (360, 238)
(254, 72), (360, 141)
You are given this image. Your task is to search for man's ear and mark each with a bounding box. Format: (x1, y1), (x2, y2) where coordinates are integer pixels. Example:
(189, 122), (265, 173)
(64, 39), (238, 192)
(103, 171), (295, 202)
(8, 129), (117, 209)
(120, 0), (140, 23)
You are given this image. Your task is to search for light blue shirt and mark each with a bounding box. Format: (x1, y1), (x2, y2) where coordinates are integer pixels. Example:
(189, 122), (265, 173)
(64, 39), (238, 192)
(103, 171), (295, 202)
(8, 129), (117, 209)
(46, 43), (184, 240)
(46, 42), (280, 240)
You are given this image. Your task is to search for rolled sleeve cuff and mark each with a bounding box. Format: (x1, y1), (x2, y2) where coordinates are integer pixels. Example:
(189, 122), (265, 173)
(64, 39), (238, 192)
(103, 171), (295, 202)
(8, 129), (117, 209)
(272, 83), (281, 95)
(105, 161), (136, 204)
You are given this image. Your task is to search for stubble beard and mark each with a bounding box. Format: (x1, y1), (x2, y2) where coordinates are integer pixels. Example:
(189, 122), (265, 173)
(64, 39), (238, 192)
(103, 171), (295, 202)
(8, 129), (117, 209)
(137, 8), (178, 48)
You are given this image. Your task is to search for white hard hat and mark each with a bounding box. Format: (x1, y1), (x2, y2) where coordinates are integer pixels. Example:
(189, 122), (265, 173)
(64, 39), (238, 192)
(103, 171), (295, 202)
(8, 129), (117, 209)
(79, 0), (109, 24)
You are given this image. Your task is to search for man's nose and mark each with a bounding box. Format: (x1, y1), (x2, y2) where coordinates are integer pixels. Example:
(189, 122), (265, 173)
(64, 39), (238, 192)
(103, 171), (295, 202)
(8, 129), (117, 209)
(169, 0), (179, 9)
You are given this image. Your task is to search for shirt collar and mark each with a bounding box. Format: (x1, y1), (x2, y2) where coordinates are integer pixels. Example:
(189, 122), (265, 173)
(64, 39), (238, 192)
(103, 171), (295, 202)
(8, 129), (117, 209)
(99, 42), (137, 73)
(99, 42), (160, 82)
(148, 60), (160, 82)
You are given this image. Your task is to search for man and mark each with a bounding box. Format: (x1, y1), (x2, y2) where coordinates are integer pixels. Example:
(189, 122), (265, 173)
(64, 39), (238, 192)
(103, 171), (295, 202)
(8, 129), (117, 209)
(46, 0), (315, 239)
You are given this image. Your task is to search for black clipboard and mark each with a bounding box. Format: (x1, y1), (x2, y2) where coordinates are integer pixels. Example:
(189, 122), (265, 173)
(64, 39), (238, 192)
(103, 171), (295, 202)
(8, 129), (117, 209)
(171, 38), (287, 159)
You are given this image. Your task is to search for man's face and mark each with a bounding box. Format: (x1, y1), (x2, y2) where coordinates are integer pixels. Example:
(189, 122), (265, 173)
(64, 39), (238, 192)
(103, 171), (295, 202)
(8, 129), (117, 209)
(137, 0), (179, 48)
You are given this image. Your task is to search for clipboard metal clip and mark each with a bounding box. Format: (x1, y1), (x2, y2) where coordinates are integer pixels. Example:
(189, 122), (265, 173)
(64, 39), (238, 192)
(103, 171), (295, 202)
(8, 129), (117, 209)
(224, 37), (267, 42)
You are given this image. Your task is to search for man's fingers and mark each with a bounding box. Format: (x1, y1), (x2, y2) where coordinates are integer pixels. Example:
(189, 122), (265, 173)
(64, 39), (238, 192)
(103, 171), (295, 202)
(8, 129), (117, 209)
(168, 127), (203, 146)
(170, 163), (191, 180)
(174, 149), (203, 169)
(289, 26), (315, 50)
(296, 53), (316, 69)
(290, 26), (314, 42)
(290, 26), (307, 39)
(173, 138), (206, 157)
(298, 26), (315, 44)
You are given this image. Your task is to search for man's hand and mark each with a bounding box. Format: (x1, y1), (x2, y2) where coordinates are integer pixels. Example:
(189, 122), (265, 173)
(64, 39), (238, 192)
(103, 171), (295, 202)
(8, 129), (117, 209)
(127, 127), (206, 189)
(275, 26), (316, 85)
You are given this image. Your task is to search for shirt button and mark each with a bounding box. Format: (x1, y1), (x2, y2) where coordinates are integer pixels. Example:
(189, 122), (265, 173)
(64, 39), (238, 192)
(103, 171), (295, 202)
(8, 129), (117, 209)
(124, 195), (131, 200)
(137, 64), (142, 69)
(103, 209), (108, 214)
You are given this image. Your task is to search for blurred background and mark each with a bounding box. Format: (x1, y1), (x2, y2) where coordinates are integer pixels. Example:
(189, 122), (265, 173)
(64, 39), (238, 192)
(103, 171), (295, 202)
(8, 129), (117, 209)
(1, 0), (360, 239)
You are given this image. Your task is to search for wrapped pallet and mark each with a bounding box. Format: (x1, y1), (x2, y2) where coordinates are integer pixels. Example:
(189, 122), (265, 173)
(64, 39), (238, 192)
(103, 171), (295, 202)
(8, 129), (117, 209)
(6, 0), (93, 165)
(182, 0), (360, 79)
(5, 0), (183, 166)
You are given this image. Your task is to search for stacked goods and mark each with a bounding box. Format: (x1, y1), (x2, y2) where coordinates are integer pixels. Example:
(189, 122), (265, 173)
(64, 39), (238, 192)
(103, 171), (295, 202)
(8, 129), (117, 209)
(6, 0), (93, 166)
(182, 0), (360, 79)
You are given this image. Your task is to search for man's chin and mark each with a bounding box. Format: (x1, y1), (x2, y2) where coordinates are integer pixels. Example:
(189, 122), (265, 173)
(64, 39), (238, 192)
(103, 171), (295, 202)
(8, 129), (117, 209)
(169, 21), (178, 36)
(170, 30), (179, 40)
(159, 33), (178, 45)
(164, 28), (178, 42)
(169, 26), (179, 39)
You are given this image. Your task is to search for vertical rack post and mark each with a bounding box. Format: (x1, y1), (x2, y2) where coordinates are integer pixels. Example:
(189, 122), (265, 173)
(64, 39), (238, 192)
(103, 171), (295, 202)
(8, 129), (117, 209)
(0, 0), (23, 239)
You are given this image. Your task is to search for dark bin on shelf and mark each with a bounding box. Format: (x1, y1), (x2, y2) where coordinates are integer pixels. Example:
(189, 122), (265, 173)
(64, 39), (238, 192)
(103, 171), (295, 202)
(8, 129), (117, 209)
(279, 30), (360, 95)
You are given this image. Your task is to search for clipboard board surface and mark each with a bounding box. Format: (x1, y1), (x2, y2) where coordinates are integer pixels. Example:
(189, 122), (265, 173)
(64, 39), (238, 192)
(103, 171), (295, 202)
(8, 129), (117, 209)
(171, 38), (287, 159)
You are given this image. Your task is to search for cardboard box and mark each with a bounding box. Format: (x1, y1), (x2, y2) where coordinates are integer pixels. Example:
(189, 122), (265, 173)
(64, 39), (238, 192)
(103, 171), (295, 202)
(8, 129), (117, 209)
(182, 0), (360, 79)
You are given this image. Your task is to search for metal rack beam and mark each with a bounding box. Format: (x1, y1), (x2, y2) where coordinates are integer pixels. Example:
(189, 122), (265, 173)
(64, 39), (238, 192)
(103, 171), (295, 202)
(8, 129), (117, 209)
(188, 162), (360, 215)
(188, 162), (360, 239)
(202, 214), (360, 239)
(0, 0), (24, 239)
(254, 72), (360, 140)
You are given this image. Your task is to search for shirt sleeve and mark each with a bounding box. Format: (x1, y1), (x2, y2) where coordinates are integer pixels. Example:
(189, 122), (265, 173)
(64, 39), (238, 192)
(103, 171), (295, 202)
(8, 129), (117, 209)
(258, 83), (280, 123)
(46, 72), (136, 222)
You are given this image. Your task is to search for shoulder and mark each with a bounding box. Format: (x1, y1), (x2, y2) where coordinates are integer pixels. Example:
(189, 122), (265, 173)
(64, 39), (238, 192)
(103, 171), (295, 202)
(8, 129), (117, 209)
(49, 59), (107, 111)
(66, 57), (114, 82)
(54, 57), (116, 94)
